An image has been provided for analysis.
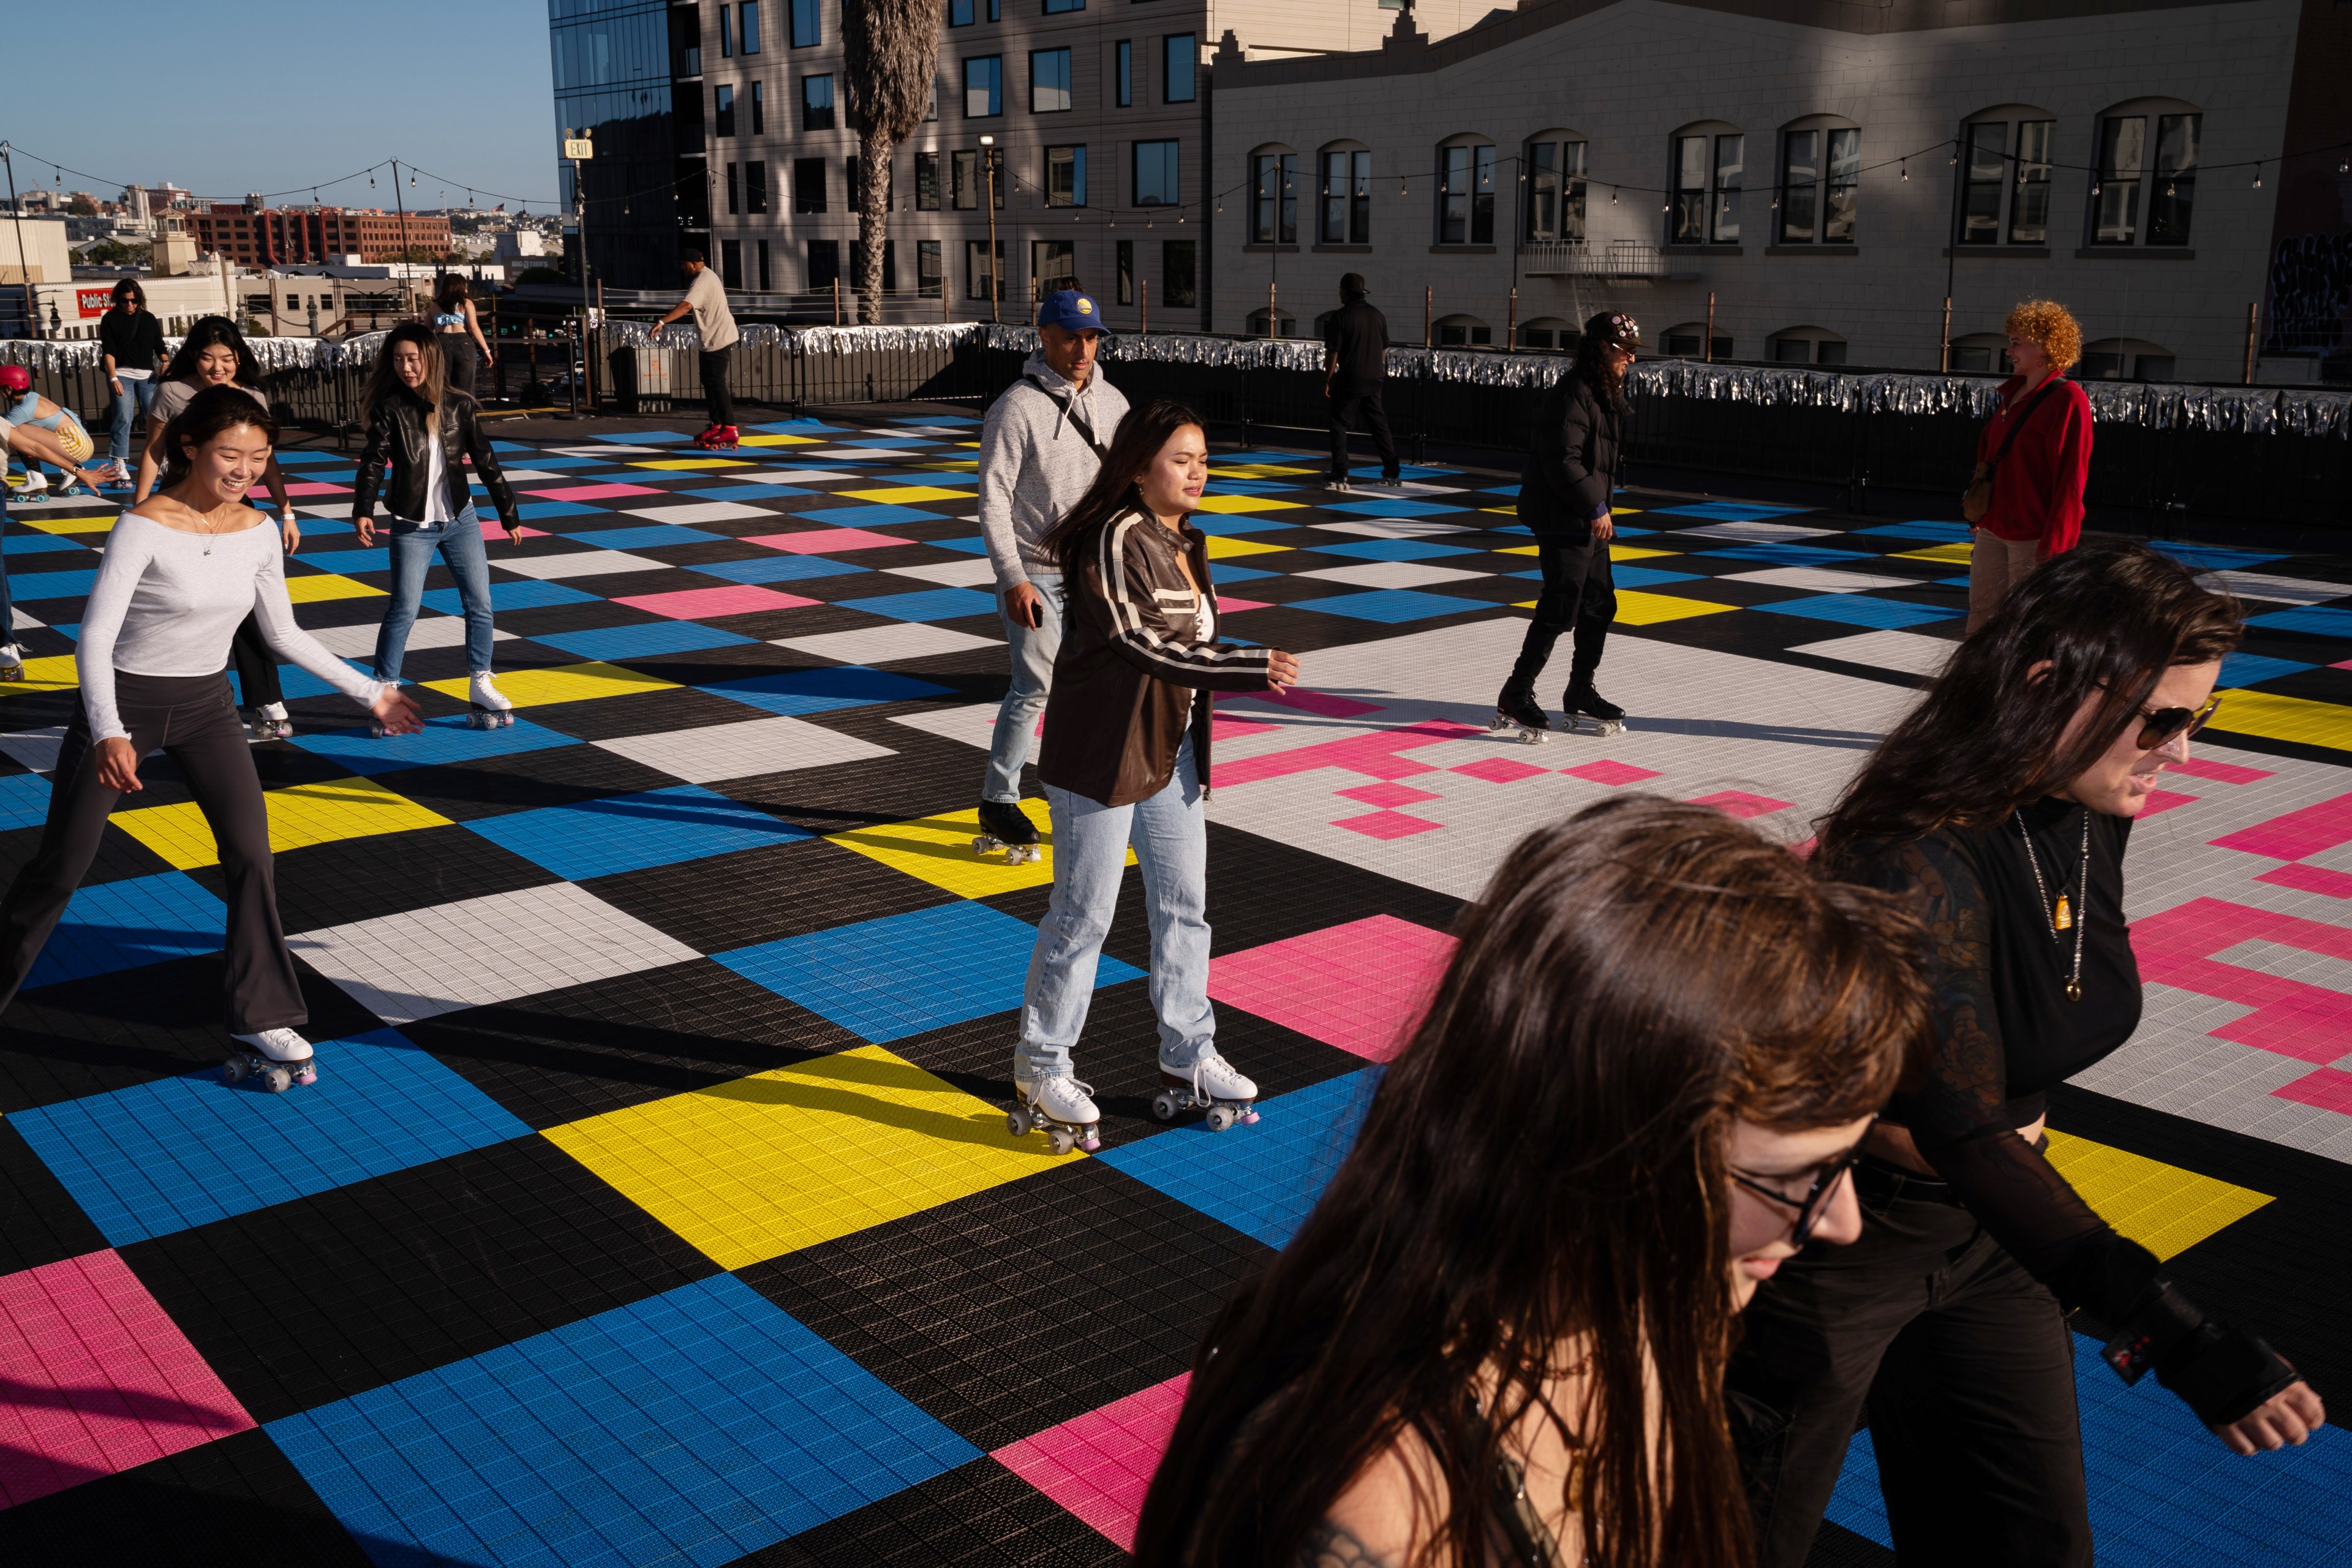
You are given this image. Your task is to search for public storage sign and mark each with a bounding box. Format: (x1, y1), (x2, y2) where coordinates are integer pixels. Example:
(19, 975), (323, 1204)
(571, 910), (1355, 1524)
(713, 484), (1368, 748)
(77, 288), (115, 318)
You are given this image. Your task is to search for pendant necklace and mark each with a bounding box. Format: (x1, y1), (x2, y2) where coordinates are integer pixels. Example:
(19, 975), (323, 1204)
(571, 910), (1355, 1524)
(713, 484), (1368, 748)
(2016, 807), (2090, 1002)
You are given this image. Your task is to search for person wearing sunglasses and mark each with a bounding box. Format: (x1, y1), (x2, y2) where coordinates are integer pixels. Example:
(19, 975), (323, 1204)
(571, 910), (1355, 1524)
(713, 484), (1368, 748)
(1136, 796), (1928, 1568)
(1730, 542), (2324, 1568)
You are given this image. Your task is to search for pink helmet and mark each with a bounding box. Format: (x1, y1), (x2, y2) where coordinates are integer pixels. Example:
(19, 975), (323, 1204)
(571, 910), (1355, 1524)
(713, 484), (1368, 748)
(0, 364), (28, 395)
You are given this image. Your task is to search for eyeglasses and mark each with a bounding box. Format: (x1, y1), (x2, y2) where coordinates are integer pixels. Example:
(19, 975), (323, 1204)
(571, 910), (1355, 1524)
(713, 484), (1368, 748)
(2135, 695), (2220, 753)
(1730, 1140), (1868, 1247)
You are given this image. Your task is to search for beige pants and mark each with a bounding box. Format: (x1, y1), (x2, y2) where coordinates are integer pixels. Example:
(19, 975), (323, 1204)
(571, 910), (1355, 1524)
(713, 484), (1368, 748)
(1967, 529), (2043, 632)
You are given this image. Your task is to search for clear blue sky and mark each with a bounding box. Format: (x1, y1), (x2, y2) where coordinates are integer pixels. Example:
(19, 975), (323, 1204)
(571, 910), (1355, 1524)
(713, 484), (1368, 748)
(1, 1), (559, 211)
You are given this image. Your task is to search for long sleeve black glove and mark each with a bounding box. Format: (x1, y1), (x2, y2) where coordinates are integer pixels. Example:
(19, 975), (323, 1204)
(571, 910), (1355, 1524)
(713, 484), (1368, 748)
(2101, 1280), (2305, 1428)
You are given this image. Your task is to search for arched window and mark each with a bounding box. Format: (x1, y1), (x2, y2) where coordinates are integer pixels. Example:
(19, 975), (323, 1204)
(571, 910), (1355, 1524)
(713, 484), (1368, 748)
(1521, 315), (1577, 352)
(1777, 114), (1861, 246)
(2090, 99), (2200, 247)
(1956, 105), (2057, 247)
(1661, 322), (1732, 360)
(1250, 143), (1299, 245)
(1667, 121), (1742, 245)
(1523, 130), (1588, 244)
(1435, 312), (1490, 347)
(2081, 336), (2176, 380)
(1768, 326), (1847, 365)
(1248, 306), (1297, 339)
(1318, 140), (1371, 244)
(1435, 135), (1496, 246)
(1950, 331), (2008, 374)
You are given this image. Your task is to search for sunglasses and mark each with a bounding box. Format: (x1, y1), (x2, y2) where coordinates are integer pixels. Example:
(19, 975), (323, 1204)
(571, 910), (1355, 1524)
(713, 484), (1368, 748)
(1730, 1138), (1869, 1248)
(2135, 695), (2220, 752)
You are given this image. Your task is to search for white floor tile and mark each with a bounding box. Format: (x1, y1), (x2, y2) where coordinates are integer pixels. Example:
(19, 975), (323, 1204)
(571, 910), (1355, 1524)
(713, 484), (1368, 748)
(1665, 520), (1838, 541)
(1297, 562), (1490, 589)
(884, 560), (998, 589)
(889, 700), (1009, 751)
(619, 502), (779, 525)
(0, 726), (65, 773)
(494, 550), (671, 580)
(773, 624), (1000, 665)
(1785, 630), (1959, 677)
(2212, 570), (2352, 606)
(1722, 567), (1920, 594)
(593, 715), (895, 782)
(1310, 519), (1476, 540)
(307, 617), (518, 658)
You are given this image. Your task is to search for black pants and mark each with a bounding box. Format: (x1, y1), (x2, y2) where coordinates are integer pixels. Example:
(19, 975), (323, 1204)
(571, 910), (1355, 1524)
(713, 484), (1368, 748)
(1327, 389), (1397, 481)
(230, 612), (283, 709)
(0, 671), (307, 1033)
(1506, 533), (1616, 696)
(440, 333), (478, 399)
(700, 347), (735, 428)
(1727, 1163), (2092, 1568)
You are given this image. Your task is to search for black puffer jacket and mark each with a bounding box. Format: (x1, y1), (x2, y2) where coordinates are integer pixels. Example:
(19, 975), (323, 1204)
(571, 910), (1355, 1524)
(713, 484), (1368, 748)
(1518, 372), (1625, 538)
(353, 388), (519, 527)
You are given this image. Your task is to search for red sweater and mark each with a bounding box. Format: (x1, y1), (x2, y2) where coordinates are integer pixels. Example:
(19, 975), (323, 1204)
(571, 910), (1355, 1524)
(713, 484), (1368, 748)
(1975, 374), (2092, 558)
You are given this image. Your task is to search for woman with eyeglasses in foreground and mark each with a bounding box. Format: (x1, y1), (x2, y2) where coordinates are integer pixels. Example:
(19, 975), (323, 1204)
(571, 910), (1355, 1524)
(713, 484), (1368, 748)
(1136, 795), (1929, 1568)
(1730, 542), (2324, 1568)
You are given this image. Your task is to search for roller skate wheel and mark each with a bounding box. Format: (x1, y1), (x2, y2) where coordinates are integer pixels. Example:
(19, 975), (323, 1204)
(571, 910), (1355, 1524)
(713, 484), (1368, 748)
(1205, 1105), (1237, 1133)
(1518, 729), (1547, 745)
(294, 1065), (319, 1087)
(1240, 1109), (1260, 1125)
(0, 668), (21, 683)
(1487, 714), (1510, 733)
(1006, 1107), (1031, 1136)
(1012, 844), (1040, 865)
(260, 1065), (293, 1095)
(222, 1054), (249, 1084)
(369, 721), (389, 739)
(1079, 1131), (1101, 1153)
(973, 835), (998, 858)
(1047, 1126), (1077, 1156)
(1150, 1090), (1180, 1121)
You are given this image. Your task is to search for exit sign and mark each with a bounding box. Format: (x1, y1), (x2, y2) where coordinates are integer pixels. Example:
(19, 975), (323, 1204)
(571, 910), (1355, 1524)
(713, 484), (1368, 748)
(562, 138), (594, 159)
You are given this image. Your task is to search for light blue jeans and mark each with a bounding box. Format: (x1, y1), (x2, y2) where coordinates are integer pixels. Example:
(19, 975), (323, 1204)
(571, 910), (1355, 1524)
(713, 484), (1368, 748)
(374, 505), (495, 681)
(109, 376), (159, 464)
(984, 570), (1065, 803)
(1017, 734), (1213, 1080)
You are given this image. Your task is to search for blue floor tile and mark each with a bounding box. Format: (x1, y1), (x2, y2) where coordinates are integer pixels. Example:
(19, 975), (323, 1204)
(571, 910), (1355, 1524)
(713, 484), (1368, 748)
(1215, 450), (1324, 466)
(9, 1028), (532, 1245)
(426, 579), (599, 614)
(1755, 594), (1960, 629)
(1317, 498), (1468, 519)
(10, 568), (97, 600)
(514, 500), (614, 520)
(893, 412), (978, 425)
(287, 549), (388, 576)
(930, 535), (989, 554)
(1208, 565), (1278, 584)
(1649, 501), (1813, 521)
(2, 532), (91, 554)
(24, 871), (229, 989)
(566, 525), (732, 549)
(1309, 538), (1477, 561)
(693, 554), (870, 586)
(704, 665), (951, 716)
(1189, 513), (1297, 535)
(287, 714), (579, 777)
(832, 587), (998, 623)
(1702, 543), (1884, 567)
(752, 418), (845, 432)
(2150, 543), (2288, 571)
(464, 784), (813, 880)
(669, 482), (813, 499)
(582, 429), (689, 445)
(276, 449), (353, 466)
(1480, 482), (1522, 496)
(270, 1275), (978, 1568)
(1856, 520), (1975, 541)
(1346, 464), (1455, 480)
(1197, 479), (1300, 497)
(1099, 1070), (1376, 1249)
(274, 656), (392, 701)
(536, 621), (759, 660)
(715, 900), (1140, 1043)
(503, 455), (604, 470)
(0, 771), (50, 829)
(2247, 606), (2352, 639)
(1609, 565), (1703, 587)
(797, 503), (941, 527)
(2218, 652), (2319, 688)
(1293, 588), (1486, 623)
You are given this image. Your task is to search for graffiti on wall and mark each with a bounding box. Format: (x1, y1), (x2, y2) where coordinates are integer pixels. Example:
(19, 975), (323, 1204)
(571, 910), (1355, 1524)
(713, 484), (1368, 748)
(2264, 233), (2352, 356)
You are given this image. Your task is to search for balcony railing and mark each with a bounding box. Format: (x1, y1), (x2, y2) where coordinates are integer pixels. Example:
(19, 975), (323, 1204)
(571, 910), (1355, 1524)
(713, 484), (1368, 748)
(1517, 240), (1695, 281)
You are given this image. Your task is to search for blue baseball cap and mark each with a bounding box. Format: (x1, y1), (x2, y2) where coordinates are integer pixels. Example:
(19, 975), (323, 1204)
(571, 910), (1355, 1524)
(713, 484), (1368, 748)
(1036, 288), (1103, 333)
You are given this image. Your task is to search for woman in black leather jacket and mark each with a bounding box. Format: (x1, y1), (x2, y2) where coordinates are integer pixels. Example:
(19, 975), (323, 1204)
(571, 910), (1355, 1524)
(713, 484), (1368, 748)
(353, 323), (523, 726)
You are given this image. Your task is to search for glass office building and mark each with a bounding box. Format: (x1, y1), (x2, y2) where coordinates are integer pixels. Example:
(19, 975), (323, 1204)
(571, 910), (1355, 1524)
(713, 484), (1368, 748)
(549, 0), (710, 287)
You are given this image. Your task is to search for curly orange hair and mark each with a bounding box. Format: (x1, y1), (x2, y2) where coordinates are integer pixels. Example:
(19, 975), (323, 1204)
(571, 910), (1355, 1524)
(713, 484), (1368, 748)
(2003, 298), (2082, 371)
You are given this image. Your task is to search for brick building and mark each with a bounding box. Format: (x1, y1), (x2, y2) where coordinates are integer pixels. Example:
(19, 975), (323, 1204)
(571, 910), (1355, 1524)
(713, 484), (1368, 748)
(189, 205), (453, 266)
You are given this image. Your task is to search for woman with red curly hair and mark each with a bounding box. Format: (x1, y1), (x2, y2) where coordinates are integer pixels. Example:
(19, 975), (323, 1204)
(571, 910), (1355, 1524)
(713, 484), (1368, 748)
(1965, 300), (2091, 631)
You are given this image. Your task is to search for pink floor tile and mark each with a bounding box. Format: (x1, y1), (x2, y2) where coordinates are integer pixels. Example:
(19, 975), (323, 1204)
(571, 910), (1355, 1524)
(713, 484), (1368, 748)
(1687, 789), (1793, 819)
(2139, 788), (2199, 816)
(521, 482), (666, 500)
(2272, 1066), (2352, 1116)
(1452, 757), (1550, 784)
(2256, 862), (2352, 899)
(1212, 716), (1282, 741)
(1210, 913), (1458, 1061)
(1211, 719), (1483, 791)
(2169, 756), (2275, 785)
(1336, 781), (1441, 809)
(279, 481), (350, 497)
(0, 1250), (253, 1509)
(481, 518), (548, 541)
(1561, 760), (1660, 786)
(1789, 837), (1819, 858)
(2209, 792), (2352, 862)
(609, 585), (820, 620)
(1250, 687), (1384, 719)
(1215, 597), (1273, 612)
(1333, 809), (1444, 840)
(745, 528), (914, 553)
(2134, 899), (2352, 1063)
(994, 1374), (1190, 1550)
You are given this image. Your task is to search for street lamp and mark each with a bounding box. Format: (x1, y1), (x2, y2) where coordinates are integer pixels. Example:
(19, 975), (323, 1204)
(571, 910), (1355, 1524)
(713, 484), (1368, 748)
(979, 134), (1000, 324)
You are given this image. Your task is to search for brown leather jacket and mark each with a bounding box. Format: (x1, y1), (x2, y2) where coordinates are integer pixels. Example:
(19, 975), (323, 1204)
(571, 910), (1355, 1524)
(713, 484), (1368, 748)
(1039, 509), (1278, 807)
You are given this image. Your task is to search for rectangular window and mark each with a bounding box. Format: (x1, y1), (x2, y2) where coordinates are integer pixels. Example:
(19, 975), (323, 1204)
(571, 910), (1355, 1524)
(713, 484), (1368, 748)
(1713, 134), (1742, 243)
(1046, 0), (1084, 10)
(1162, 239), (1196, 308)
(1033, 239), (1076, 296)
(745, 160), (768, 214)
(1779, 130), (1818, 244)
(1438, 143), (1495, 244)
(1115, 40), (1132, 107)
(790, 0), (818, 46)
(1251, 151), (1297, 244)
(916, 151), (941, 209)
(990, 0), (999, 17)
(1164, 34), (1196, 102)
(720, 4), (733, 57)
(1046, 145), (1087, 206)
(1824, 128), (1858, 243)
(2148, 113), (2198, 244)
(750, 80), (764, 135)
(949, 0), (973, 23)
(918, 238), (943, 297)
(1523, 139), (1586, 244)
(726, 161), (741, 215)
(1322, 148), (1370, 244)
(1670, 135), (1707, 245)
(967, 237), (1004, 300)
(721, 238), (743, 287)
(851, 239), (897, 290)
(1958, 122), (2005, 245)
(802, 74), (834, 130)
(2010, 119), (2054, 244)
(793, 156), (827, 213)
(2093, 116), (2144, 245)
(964, 56), (1001, 117)
(739, 1), (760, 53)
(1031, 48), (1072, 113)
(952, 148), (979, 208)
(809, 238), (840, 293)
(1133, 138), (1180, 206)
(715, 84), (736, 137)
(1117, 238), (1134, 303)
(757, 238), (771, 292)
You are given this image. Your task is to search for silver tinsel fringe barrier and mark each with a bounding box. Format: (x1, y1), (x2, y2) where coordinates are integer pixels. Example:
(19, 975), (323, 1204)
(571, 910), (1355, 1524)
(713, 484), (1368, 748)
(1, 335), (383, 372)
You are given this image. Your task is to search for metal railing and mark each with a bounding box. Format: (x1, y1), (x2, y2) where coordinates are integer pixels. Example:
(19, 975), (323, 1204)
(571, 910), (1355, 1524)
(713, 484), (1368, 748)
(1516, 241), (1686, 280)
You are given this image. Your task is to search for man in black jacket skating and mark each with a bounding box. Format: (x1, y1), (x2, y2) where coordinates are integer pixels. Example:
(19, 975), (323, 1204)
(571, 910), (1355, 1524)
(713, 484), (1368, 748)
(1494, 311), (1640, 740)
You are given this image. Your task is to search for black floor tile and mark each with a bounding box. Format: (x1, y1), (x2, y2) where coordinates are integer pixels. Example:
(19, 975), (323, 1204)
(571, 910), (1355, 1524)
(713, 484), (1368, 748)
(589, 837), (956, 952)
(0, 1116), (108, 1272)
(726, 1456), (1126, 1567)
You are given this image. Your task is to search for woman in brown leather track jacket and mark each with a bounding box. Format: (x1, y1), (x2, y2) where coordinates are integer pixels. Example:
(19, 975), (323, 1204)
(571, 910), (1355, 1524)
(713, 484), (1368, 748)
(1005, 399), (1299, 1152)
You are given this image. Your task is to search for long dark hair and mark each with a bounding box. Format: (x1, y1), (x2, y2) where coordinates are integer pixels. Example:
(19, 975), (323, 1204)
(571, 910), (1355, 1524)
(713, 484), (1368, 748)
(109, 277), (147, 311)
(435, 274), (470, 313)
(1137, 796), (1928, 1568)
(1572, 326), (1629, 411)
(1815, 542), (2242, 869)
(362, 322), (449, 420)
(159, 382), (279, 489)
(162, 316), (262, 386)
(1039, 398), (1203, 573)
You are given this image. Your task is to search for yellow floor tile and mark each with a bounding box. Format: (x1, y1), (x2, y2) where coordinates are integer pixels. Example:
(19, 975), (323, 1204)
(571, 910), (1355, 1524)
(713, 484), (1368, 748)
(16, 513), (112, 534)
(2206, 690), (2352, 753)
(1193, 494), (1305, 514)
(1205, 537), (1291, 559)
(1208, 464), (1316, 479)
(1498, 545), (1538, 556)
(835, 486), (970, 503)
(826, 798), (1129, 897)
(737, 433), (821, 446)
(1520, 589), (1735, 625)
(2044, 1130), (2272, 1261)
(1481, 507), (1520, 516)
(1495, 543), (1676, 561)
(115, 774), (452, 870)
(914, 459), (979, 471)
(628, 458), (755, 470)
(1894, 541), (1975, 565)
(13, 654), (81, 694)
(421, 661), (679, 709)
(545, 1045), (1076, 1268)
(284, 573), (385, 603)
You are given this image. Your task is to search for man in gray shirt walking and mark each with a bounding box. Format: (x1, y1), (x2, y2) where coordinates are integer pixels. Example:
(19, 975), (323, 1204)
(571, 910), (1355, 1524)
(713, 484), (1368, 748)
(974, 288), (1128, 858)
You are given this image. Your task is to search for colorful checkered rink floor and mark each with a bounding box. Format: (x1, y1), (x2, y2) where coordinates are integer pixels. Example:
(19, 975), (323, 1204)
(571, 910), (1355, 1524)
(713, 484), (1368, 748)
(2, 415), (2350, 1566)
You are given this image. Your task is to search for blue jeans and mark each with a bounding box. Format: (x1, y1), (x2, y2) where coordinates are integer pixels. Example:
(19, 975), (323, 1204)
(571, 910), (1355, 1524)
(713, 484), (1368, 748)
(984, 571), (1065, 804)
(109, 377), (159, 465)
(374, 507), (494, 681)
(1017, 734), (1213, 1080)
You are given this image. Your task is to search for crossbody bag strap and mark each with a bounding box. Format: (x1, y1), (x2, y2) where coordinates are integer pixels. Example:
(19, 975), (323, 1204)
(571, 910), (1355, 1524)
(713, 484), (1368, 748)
(1025, 374), (1109, 459)
(1985, 377), (2063, 478)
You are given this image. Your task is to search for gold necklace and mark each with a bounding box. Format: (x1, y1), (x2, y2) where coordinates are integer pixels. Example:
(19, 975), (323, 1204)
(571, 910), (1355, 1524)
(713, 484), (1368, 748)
(2016, 807), (2090, 1002)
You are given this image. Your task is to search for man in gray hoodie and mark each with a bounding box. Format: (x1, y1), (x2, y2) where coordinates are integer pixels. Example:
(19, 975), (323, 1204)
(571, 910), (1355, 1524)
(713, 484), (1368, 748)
(974, 288), (1129, 855)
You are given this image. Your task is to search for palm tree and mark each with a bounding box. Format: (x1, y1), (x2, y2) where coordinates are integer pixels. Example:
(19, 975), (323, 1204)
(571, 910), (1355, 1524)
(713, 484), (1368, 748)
(842, 0), (943, 325)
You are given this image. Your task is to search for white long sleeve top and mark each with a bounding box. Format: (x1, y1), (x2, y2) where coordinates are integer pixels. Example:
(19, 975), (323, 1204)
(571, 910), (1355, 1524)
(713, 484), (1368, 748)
(78, 512), (383, 742)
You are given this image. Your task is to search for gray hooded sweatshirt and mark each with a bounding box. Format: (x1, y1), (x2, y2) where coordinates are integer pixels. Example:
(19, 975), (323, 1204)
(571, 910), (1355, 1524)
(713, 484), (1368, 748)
(977, 349), (1130, 588)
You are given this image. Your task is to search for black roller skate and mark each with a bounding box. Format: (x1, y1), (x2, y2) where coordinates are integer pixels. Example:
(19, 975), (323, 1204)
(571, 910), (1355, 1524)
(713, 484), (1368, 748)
(1151, 1047), (1261, 1133)
(1563, 680), (1626, 739)
(1488, 681), (1550, 745)
(224, 1027), (320, 1092)
(973, 799), (1042, 865)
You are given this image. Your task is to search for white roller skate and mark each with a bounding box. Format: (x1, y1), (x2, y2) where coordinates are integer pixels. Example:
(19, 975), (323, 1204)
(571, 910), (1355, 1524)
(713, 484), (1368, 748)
(1008, 1069), (1101, 1156)
(243, 702), (293, 741)
(15, 471), (47, 503)
(1562, 681), (1625, 739)
(0, 643), (23, 682)
(972, 799), (1042, 865)
(1152, 1047), (1261, 1133)
(224, 1027), (319, 1093)
(1488, 682), (1550, 745)
(467, 671), (515, 729)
